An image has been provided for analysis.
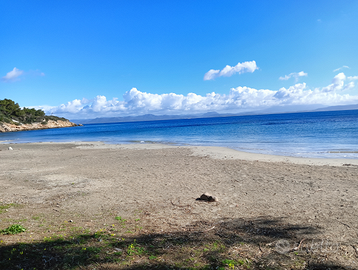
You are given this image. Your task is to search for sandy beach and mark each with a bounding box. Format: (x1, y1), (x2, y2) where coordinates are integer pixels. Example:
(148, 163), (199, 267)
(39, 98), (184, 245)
(1, 142), (358, 269)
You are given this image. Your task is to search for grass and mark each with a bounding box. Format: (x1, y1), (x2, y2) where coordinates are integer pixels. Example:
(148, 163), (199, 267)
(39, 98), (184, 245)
(0, 212), (353, 269)
(1, 232), (246, 269)
(0, 224), (26, 235)
(0, 203), (17, 214)
(115, 216), (127, 223)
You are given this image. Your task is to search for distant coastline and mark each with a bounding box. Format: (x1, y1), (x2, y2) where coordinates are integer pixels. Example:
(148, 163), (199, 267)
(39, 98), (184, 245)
(70, 105), (358, 125)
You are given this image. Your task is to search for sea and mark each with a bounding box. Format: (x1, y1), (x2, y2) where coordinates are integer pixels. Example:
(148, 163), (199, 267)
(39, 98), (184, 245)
(1, 110), (358, 159)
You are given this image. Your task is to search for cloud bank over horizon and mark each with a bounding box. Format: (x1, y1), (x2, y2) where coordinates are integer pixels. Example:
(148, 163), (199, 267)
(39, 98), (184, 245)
(39, 72), (358, 119)
(203, 61), (258, 81)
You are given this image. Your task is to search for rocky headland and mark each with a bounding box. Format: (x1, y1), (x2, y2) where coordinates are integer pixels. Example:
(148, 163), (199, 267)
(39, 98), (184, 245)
(0, 98), (81, 133)
(0, 119), (80, 133)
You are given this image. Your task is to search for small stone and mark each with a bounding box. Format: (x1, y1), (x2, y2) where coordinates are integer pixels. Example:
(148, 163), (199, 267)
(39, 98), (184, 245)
(198, 193), (218, 202)
(8, 147), (13, 150)
(69, 220), (73, 222)
(200, 193), (211, 200)
(208, 196), (218, 202)
(114, 248), (123, 252)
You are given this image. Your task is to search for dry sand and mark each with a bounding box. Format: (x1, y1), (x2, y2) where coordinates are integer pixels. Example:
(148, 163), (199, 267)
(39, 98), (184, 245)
(1, 142), (358, 266)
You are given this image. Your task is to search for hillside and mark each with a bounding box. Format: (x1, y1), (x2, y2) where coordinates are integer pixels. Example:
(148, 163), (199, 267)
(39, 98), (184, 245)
(0, 98), (79, 132)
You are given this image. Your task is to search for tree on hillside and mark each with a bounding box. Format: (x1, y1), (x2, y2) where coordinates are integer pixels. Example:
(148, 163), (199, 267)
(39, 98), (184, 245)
(0, 99), (22, 117)
(0, 98), (65, 124)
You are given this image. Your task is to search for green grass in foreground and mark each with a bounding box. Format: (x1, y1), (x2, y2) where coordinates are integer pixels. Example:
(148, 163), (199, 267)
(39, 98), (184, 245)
(0, 214), (352, 269)
(0, 230), (254, 270)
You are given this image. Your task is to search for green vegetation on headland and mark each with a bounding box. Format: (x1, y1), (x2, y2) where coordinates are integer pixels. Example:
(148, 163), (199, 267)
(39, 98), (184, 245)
(0, 98), (67, 125)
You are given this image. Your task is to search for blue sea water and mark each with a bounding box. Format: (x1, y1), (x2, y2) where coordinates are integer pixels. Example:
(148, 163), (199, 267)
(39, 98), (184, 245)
(1, 110), (358, 159)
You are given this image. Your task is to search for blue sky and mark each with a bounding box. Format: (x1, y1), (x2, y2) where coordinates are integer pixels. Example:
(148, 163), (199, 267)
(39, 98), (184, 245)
(1, 0), (358, 119)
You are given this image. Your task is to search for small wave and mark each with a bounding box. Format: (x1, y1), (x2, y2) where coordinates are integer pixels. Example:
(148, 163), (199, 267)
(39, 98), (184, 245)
(329, 151), (358, 154)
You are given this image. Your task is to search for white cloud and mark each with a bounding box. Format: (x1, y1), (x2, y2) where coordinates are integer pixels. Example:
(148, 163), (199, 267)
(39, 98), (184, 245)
(28, 70), (45, 77)
(348, 76), (358, 81)
(279, 71), (307, 82)
(1, 67), (45, 82)
(203, 69), (220, 81)
(41, 72), (358, 119)
(333, 65), (349, 72)
(204, 61), (258, 80)
(2, 67), (23, 82)
(56, 99), (87, 113)
(321, 72), (355, 92)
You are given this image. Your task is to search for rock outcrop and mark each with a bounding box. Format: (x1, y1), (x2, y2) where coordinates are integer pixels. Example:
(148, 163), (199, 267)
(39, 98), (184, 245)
(0, 120), (80, 133)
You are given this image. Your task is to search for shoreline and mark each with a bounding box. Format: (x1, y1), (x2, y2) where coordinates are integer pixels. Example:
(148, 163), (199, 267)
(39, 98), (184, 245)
(2, 141), (358, 166)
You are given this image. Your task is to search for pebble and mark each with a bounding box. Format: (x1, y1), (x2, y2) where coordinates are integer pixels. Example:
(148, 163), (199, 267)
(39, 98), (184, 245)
(198, 192), (218, 202)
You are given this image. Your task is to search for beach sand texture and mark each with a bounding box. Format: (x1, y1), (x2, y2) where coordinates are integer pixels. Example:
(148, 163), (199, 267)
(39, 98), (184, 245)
(1, 142), (358, 268)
